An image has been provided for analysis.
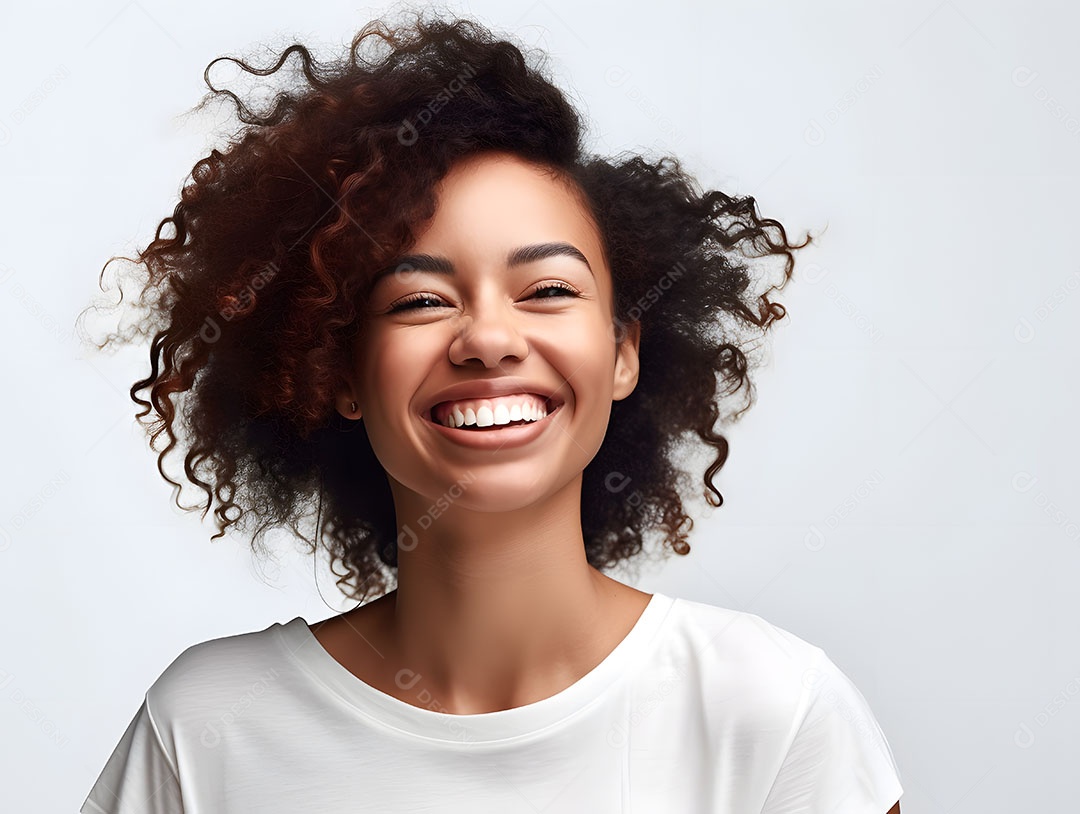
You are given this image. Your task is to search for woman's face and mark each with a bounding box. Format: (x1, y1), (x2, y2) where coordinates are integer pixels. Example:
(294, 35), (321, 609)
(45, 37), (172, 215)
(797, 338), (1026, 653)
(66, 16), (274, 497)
(339, 150), (640, 512)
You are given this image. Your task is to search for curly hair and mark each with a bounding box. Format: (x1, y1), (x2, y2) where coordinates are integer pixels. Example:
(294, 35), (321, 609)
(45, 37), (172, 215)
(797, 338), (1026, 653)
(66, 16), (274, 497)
(78, 8), (812, 603)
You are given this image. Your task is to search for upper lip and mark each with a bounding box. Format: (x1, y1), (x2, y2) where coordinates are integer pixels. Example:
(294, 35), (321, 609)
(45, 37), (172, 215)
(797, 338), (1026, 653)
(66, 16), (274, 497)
(423, 378), (566, 420)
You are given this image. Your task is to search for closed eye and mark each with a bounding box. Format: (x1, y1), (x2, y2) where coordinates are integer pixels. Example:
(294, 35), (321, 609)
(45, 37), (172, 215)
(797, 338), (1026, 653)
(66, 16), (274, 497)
(387, 282), (580, 313)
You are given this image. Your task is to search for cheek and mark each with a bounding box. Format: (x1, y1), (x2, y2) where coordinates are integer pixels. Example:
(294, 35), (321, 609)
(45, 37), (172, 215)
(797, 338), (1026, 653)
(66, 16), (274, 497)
(541, 339), (617, 404)
(359, 337), (420, 413)
(574, 367), (614, 408)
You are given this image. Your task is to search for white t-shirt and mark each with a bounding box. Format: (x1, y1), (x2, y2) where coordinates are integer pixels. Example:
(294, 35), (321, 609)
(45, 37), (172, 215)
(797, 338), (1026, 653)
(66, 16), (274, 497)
(81, 592), (904, 813)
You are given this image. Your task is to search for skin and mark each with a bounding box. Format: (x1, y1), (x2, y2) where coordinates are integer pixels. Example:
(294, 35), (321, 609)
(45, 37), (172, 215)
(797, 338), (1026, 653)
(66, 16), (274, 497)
(316, 150), (650, 715)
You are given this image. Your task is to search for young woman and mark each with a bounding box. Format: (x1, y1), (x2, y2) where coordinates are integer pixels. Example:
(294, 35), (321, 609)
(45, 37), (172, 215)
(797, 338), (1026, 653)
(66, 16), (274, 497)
(80, 11), (903, 814)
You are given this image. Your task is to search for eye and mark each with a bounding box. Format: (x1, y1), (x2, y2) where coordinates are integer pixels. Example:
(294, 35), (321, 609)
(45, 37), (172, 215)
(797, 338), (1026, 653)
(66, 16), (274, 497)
(386, 281), (580, 313)
(386, 292), (449, 313)
(529, 281), (580, 300)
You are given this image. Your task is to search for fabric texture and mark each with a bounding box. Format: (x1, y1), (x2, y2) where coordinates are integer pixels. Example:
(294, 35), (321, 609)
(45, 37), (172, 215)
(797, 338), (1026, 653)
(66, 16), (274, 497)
(81, 592), (903, 813)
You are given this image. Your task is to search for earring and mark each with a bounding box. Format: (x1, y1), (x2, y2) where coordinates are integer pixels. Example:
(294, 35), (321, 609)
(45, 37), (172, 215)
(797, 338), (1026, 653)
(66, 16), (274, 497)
(350, 400), (358, 414)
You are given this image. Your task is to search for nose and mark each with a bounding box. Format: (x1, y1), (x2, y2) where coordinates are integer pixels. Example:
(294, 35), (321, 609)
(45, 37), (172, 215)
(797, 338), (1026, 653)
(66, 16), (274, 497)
(447, 297), (530, 368)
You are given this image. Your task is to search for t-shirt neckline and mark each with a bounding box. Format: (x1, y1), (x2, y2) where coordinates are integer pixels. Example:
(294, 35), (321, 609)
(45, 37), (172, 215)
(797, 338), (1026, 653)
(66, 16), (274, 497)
(274, 591), (676, 744)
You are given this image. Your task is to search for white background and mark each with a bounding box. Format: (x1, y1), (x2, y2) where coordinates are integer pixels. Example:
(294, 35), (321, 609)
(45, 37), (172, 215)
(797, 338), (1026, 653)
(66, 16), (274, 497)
(1, 1), (1078, 811)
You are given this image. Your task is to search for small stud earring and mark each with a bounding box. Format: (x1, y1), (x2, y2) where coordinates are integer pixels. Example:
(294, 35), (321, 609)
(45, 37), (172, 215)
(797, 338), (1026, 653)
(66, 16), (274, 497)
(350, 401), (358, 413)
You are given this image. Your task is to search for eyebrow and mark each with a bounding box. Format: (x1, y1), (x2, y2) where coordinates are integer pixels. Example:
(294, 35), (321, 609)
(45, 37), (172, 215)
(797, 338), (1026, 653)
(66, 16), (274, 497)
(370, 241), (593, 287)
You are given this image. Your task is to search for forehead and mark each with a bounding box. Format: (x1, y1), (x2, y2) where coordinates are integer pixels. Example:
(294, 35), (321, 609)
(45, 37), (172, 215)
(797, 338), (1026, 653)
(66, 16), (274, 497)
(406, 152), (603, 262)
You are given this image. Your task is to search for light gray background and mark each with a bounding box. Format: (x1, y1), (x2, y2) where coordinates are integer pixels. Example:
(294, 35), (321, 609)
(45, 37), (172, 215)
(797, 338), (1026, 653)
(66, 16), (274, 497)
(2, 1), (1077, 811)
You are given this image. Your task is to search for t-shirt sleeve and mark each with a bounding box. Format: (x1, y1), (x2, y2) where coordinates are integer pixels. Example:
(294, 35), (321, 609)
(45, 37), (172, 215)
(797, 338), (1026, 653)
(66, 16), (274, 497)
(760, 648), (904, 814)
(80, 697), (185, 814)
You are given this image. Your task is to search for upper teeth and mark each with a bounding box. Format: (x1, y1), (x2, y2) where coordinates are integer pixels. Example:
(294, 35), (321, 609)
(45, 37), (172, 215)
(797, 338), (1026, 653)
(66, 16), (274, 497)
(434, 393), (550, 428)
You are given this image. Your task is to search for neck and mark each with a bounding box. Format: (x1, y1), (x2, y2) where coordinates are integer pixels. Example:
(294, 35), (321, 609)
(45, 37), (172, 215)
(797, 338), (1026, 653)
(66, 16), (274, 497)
(376, 472), (637, 713)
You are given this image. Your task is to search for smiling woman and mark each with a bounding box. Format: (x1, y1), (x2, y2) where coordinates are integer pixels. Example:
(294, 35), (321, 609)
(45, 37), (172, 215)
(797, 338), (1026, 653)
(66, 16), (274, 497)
(76, 7), (902, 814)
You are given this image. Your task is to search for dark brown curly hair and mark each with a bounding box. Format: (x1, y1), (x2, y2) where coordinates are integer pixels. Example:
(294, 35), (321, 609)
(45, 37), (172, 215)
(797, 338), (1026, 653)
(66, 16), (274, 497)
(77, 8), (812, 603)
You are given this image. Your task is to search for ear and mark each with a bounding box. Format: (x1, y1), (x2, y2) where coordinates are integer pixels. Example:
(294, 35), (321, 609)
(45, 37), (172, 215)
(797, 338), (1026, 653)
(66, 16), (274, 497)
(334, 380), (362, 421)
(612, 319), (641, 401)
(335, 327), (370, 421)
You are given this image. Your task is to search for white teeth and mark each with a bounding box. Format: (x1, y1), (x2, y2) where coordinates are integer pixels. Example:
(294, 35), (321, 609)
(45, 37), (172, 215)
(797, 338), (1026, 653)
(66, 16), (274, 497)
(441, 400), (550, 428)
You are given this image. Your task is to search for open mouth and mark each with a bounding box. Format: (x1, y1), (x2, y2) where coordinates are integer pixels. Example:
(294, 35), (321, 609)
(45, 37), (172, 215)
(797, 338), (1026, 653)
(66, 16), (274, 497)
(424, 393), (564, 429)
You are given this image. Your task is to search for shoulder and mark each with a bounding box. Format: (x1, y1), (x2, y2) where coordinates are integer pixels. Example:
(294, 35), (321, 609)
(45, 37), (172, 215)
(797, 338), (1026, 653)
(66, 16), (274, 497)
(664, 595), (825, 679)
(81, 621), (300, 813)
(645, 596), (828, 734)
(143, 619), (297, 744)
(662, 598), (904, 812)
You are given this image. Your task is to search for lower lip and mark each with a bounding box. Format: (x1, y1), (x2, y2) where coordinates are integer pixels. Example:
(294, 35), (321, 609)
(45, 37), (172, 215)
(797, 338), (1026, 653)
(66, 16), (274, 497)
(423, 403), (563, 450)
